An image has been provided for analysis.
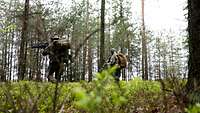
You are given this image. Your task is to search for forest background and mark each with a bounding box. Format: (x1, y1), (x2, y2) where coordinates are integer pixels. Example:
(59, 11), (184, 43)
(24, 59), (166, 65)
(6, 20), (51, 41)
(0, 0), (188, 81)
(2, 0), (200, 113)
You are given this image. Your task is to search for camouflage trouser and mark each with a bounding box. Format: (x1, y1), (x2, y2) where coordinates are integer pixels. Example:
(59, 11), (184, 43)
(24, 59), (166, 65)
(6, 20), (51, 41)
(48, 61), (64, 82)
(113, 67), (121, 82)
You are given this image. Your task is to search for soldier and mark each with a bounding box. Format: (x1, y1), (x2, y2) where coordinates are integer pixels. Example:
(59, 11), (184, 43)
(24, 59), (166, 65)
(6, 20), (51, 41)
(107, 48), (128, 82)
(42, 37), (69, 82)
(108, 48), (121, 82)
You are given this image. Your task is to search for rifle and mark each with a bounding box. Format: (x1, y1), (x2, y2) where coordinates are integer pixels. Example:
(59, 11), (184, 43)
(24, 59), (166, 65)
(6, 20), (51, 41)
(31, 42), (49, 49)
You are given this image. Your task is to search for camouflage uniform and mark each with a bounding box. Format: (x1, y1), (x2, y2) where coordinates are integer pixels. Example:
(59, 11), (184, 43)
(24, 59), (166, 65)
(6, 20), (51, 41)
(108, 48), (121, 82)
(42, 38), (65, 82)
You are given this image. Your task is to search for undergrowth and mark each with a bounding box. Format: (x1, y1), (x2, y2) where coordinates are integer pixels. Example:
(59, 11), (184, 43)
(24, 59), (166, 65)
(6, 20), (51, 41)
(0, 67), (196, 113)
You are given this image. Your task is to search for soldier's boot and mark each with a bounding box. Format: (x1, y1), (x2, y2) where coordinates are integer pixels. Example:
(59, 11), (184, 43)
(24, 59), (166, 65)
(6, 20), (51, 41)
(48, 76), (56, 83)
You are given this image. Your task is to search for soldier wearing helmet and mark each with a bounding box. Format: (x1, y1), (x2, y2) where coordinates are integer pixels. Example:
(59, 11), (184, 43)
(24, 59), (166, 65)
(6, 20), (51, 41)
(108, 48), (121, 82)
(42, 37), (64, 82)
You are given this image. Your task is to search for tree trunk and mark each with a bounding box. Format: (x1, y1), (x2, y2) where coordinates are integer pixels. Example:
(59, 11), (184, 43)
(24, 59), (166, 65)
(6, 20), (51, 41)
(36, 3), (44, 81)
(141, 0), (148, 80)
(156, 38), (161, 80)
(148, 47), (152, 80)
(99, 0), (105, 70)
(9, 0), (17, 80)
(186, 0), (200, 92)
(88, 43), (93, 81)
(86, 0), (93, 82)
(3, 28), (8, 81)
(82, 41), (87, 80)
(18, 0), (29, 80)
(9, 28), (15, 81)
(82, 0), (89, 80)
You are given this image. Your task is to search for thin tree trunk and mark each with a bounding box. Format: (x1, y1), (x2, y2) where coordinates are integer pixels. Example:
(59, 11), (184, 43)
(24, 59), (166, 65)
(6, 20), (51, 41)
(9, 28), (15, 81)
(158, 51), (161, 80)
(82, 22), (87, 80)
(82, 44), (87, 80)
(157, 38), (161, 80)
(18, 0), (29, 80)
(88, 43), (93, 81)
(3, 28), (8, 81)
(9, 0), (17, 80)
(141, 0), (148, 80)
(86, 0), (93, 82)
(148, 47), (152, 80)
(82, 3), (88, 79)
(99, 0), (105, 70)
(169, 37), (174, 77)
(36, 12), (43, 81)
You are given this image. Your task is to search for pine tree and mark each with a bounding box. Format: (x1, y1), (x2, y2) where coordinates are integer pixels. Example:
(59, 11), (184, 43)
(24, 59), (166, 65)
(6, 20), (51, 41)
(18, 0), (29, 80)
(141, 0), (148, 80)
(99, 0), (105, 70)
(186, 0), (200, 93)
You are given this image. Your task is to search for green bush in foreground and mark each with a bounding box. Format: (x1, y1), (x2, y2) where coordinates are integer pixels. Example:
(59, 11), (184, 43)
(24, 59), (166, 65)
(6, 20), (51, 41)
(0, 67), (195, 113)
(186, 103), (200, 113)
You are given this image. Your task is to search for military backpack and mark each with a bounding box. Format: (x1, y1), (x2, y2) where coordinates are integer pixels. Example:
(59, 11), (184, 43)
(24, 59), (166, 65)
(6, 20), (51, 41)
(53, 39), (71, 63)
(116, 53), (127, 68)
